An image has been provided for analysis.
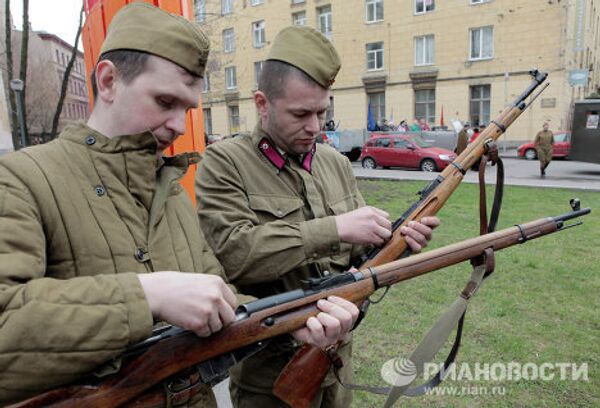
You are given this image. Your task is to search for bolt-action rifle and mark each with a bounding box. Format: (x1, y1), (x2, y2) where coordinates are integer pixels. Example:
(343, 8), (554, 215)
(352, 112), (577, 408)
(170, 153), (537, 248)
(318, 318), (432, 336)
(10, 205), (590, 408)
(273, 69), (550, 406)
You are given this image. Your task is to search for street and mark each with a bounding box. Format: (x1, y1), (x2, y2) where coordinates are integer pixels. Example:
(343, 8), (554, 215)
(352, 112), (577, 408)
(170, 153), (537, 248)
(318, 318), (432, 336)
(352, 155), (600, 191)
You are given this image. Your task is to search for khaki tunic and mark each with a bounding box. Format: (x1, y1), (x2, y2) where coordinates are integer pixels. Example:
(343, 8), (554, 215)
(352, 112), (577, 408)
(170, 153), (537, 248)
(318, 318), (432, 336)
(534, 130), (554, 167)
(455, 129), (469, 155)
(0, 123), (231, 405)
(196, 125), (364, 407)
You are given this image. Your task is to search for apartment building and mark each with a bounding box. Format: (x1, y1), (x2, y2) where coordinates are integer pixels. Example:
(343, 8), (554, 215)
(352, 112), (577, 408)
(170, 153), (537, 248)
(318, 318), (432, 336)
(195, 0), (600, 142)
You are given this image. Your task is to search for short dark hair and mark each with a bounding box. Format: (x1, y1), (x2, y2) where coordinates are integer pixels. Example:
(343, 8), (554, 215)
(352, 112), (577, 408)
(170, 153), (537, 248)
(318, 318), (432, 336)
(90, 50), (150, 100)
(258, 60), (318, 101)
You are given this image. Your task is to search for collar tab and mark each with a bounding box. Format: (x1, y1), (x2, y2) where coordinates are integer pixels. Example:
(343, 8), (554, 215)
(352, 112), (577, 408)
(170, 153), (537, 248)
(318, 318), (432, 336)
(258, 137), (286, 170)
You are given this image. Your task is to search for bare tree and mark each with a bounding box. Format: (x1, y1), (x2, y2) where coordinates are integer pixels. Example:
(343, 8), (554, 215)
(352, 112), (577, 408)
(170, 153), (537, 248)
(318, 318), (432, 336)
(4, 0), (18, 149)
(51, 5), (83, 139)
(18, 0), (29, 144)
(25, 37), (58, 138)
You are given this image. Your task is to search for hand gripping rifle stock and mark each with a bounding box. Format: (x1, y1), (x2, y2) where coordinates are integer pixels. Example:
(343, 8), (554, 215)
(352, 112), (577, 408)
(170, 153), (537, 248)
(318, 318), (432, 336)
(10, 206), (590, 408)
(274, 69), (550, 406)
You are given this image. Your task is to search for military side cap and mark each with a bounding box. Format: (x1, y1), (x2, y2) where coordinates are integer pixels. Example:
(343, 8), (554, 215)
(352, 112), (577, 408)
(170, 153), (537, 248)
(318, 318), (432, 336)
(267, 26), (340, 88)
(100, 3), (209, 77)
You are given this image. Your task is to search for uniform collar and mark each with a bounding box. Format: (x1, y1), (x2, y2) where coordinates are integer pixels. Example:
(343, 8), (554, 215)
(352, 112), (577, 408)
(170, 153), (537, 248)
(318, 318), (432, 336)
(253, 124), (316, 173)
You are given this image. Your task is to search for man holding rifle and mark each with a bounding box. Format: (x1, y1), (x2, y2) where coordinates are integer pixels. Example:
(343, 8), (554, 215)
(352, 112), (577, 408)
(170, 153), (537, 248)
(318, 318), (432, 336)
(196, 26), (440, 407)
(0, 4), (358, 406)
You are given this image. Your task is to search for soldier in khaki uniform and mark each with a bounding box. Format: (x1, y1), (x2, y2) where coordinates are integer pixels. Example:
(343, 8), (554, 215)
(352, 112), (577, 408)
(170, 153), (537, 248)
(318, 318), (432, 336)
(0, 5), (356, 406)
(534, 122), (554, 176)
(196, 26), (439, 408)
(455, 122), (469, 155)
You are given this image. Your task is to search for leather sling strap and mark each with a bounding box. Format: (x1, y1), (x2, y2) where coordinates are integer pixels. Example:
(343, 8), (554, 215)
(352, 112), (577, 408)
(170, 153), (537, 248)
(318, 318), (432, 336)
(332, 145), (505, 407)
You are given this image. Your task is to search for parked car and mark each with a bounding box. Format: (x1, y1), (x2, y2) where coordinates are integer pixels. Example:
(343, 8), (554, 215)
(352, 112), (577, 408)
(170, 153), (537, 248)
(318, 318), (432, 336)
(360, 133), (457, 172)
(517, 131), (571, 160)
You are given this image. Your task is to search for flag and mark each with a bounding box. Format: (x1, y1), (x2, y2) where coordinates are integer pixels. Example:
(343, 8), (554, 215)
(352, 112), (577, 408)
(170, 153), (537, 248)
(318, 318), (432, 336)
(367, 103), (377, 131)
(440, 105), (445, 128)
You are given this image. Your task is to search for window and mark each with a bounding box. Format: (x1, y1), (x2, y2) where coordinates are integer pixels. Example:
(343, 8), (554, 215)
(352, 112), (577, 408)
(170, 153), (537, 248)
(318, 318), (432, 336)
(415, 0), (434, 14)
(55, 49), (60, 63)
(470, 0), (491, 4)
(223, 28), (235, 53)
(203, 108), (213, 135)
(196, 0), (206, 23)
(251, 0), (263, 5)
(222, 0), (233, 15)
(394, 139), (410, 148)
(469, 85), (491, 126)
(252, 21), (265, 48)
(415, 89), (435, 124)
(225, 66), (237, 89)
(229, 105), (240, 134)
(201, 72), (210, 92)
(317, 5), (332, 37)
(366, 0), (383, 23)
(415, 35), (434, 65)
(291, 0), (305, 4)
(375, 138), (391, 147)
(470, 26), (493, 60)
(366, 42), (384, 70)
(292, 11), (307, 26)
(368, 92), (385, 123)
(254, 61), (264, 86)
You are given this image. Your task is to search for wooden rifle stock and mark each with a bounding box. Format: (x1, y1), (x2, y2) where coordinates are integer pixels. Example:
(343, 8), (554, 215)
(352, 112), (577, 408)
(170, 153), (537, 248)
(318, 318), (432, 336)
(10, 207), (589, 408)
(275, 70), (550, 407)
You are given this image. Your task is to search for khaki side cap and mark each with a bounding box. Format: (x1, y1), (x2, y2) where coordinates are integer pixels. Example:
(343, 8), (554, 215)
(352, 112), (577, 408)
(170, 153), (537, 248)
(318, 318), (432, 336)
(267, 26), (340, 88)
(99, 3), (209, 77)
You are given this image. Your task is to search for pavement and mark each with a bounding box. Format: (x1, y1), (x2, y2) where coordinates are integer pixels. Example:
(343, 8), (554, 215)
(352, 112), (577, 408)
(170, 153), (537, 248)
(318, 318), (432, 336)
(353, 149), (600, 191)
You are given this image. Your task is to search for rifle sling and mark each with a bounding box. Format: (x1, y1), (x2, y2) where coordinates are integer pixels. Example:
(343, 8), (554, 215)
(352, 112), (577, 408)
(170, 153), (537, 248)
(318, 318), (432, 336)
(331, 152), (505, 405)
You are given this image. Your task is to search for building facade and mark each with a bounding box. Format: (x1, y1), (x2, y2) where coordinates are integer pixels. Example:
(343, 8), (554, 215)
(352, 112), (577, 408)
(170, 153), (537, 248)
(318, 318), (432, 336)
(195, 0), (600, 143)
(34, 32), (89, 137)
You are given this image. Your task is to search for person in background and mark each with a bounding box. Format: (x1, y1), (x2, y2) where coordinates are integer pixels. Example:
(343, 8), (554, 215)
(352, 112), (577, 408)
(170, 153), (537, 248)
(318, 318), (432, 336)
(398, 120), (409, 132)
(455, 122), (470, 155)
(419, 118), (431, 131)
(410, 119), (421, 131)
(534, 122), (554, 177)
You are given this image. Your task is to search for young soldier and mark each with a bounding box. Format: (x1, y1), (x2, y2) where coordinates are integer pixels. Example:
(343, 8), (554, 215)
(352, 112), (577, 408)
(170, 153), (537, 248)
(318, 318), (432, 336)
(534, 122), (554, 176)
(196, 26), (439, 407)
(0, 5), (355, 405)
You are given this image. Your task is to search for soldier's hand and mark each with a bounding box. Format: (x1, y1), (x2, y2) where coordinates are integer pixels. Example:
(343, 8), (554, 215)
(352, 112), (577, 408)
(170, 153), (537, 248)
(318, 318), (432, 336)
(400, 216), (441, 253)
(138, 272), (237, 337)
(335, 206), (392, 245)
(291, 296), (359, 349)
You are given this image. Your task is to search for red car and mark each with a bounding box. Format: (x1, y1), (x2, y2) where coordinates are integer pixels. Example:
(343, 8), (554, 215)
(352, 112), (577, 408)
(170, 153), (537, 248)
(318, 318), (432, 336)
(517, 131), (571, 160)
(360, 133), (456, 172)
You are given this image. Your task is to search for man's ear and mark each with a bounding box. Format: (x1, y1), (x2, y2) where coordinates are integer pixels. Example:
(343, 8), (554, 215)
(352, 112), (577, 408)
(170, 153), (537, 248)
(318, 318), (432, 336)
(254, 90), (269, 121)
(94, 60), (119, 104)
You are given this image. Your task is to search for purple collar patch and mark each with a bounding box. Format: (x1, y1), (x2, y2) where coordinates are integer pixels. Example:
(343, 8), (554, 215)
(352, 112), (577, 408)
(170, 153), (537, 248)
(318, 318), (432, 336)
(302, 143), (316, 173)
(258, 138), (285, 170)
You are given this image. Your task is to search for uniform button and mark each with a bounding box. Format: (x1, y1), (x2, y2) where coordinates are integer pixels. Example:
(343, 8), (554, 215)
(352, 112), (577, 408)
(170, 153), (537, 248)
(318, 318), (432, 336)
(323, 270), (331, 276)
(95, 185), (106, 196)
(135, 248), (146, 262)
(313, 252), (318, 258)
(85, 135), (96, 145)
(276, 209), (283, 217)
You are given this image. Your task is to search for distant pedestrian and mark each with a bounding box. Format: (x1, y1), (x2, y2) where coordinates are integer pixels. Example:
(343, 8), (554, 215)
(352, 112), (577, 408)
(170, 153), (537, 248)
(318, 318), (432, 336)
(534, 122), (554, 177)
(455, 122), (469, 155)
(399, 120), (409, 132)
(410, 119), (421, 131)
(419, 118), (431, 131)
